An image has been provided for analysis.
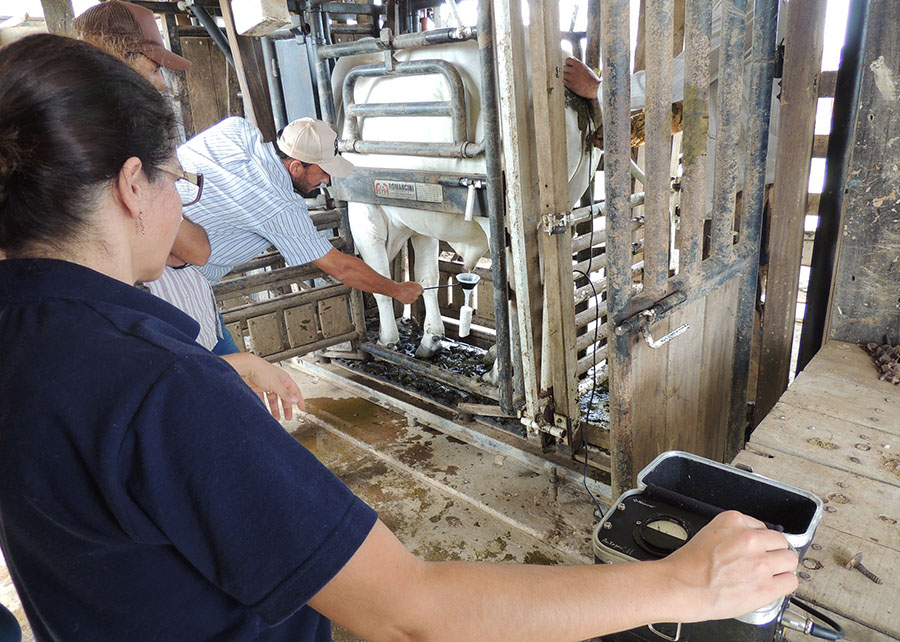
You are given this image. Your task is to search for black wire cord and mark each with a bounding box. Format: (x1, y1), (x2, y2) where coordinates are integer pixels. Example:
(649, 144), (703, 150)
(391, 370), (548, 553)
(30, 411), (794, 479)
(573, 111), (606, 519)
(788, 596), (845, 640)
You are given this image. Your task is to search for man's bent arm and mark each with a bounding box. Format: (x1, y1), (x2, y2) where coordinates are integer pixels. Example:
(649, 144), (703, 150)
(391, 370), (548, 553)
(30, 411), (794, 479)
(312, 247), (423, 304)
(309, 511), (798, 642)
(169, 218), (211, 266)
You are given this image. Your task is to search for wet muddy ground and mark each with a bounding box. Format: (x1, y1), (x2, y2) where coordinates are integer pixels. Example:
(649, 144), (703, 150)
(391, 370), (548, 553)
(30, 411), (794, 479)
(290, 369), (601, 641)
(338, 320), (612, 427)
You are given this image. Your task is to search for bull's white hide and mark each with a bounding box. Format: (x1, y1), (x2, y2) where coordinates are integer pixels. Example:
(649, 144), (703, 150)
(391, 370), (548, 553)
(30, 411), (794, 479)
(333, 40), (595, 360)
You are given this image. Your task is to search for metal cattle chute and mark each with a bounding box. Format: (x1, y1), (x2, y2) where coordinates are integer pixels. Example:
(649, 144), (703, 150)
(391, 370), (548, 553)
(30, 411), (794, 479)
(311, 5), (516, 415)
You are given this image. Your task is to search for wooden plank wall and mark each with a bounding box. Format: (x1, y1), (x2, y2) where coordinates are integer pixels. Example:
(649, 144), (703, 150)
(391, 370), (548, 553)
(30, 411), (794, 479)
(181, 37), (243, 137)
(755, 0), (828, 422)
(827, 0), (900, 346)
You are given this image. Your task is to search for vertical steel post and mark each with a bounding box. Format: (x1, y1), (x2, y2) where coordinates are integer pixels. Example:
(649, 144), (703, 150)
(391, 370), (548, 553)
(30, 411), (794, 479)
(313, 6), (338, 128)
(477, 0), (514, 414)
(600, 0), (636, 496)
(262, 37), (288, 131)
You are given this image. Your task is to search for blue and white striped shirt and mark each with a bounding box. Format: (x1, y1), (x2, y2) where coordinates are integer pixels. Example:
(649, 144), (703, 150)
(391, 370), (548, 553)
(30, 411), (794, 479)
(177, 117), (334, 284)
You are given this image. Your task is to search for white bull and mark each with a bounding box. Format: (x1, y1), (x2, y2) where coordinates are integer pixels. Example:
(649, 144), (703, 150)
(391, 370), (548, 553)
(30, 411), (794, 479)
(333, 40), (595, 361)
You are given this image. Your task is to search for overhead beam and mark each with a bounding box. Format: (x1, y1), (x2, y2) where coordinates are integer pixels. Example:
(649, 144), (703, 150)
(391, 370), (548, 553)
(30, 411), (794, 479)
(41, 0), (74, 36)
(218, 0), (277, 141)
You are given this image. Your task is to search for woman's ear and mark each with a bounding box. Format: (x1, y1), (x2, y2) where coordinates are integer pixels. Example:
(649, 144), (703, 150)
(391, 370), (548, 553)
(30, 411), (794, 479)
(115, 157), (146, 221)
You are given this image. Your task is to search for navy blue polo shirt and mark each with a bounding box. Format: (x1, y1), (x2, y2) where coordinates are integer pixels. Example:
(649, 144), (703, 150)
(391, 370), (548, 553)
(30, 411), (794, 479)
(0, 259), (377, 641)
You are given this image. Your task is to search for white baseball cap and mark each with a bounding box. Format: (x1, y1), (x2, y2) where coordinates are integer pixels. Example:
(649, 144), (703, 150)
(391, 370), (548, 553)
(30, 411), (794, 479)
(277, 118), (354, 178)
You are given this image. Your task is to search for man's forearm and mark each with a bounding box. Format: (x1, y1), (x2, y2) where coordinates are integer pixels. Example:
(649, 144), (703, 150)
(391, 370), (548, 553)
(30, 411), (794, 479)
(312, 248), (413, 300)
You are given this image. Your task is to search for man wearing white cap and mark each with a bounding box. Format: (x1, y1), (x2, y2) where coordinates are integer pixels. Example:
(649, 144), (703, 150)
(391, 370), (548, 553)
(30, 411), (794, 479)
(177, 116), (423, 305)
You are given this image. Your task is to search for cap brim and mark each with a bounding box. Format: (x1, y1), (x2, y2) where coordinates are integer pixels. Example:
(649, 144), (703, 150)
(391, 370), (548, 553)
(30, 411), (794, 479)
(317, 154), (354, 179)
(144, 43), (191, 71)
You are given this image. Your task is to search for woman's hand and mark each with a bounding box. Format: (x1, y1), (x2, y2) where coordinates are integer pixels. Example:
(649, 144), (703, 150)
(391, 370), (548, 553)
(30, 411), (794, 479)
(220, 352), (305, 420)
(658, 511), (799, 623)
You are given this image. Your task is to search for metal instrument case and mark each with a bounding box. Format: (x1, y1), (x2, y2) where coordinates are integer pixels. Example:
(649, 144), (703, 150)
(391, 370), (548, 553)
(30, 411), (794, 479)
(594, 451), (824, 642)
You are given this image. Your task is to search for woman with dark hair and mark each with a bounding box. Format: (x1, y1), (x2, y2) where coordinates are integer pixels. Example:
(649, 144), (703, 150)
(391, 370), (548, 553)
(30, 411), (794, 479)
(70, 0), (304, 418)
(0, 34), (799, 642)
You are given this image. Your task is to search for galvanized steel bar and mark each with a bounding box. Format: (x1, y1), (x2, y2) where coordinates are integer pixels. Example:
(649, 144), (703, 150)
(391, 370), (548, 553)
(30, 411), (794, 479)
(338, 139), (484, 158)
(726, 0), (778, 458)
(314, 17), (337, 127)
(317, 37), (387, 59)
(360, 343), (501, 401)
(710, 0), (748, 257)
(477, 0), (513, 414)
(566, 192), (645, 228)
(264, 330), (360, 364)
(601, 0), (636, 496)
(678, 0), (712, 280)
(316, 2), (386, 16)
(392, 27), (477, 48)
(329, 24), (380, 35)
(345, 101), (453, 118)
(642, 0), (674, 299)
(575, 299), (609, 330)
(342, 60), (469, 149)
(261, 37), (287, 132)
(577, 344), (608, 377)
(316, 27), (476, 60)
(577, 324), (608, 352)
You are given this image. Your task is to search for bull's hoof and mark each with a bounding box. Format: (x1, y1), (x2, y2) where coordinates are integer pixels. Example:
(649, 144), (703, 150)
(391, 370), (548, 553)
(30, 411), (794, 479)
(482, 344), (497, 367)
(378, 339), (399, 350)
(481, 365), (500, 386)
(415, 338), (444, 359)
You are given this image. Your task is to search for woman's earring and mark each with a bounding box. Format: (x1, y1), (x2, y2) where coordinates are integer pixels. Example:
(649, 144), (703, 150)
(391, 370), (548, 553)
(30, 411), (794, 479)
(139, 211), (146, 236)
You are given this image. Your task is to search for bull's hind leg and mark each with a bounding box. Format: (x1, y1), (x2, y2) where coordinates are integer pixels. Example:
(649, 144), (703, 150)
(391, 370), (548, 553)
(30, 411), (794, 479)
(348, 203), (401, 348)
(409, 234), (444, 359)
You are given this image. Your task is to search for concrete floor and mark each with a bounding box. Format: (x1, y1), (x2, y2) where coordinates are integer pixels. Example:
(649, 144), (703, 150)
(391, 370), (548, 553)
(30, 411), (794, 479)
(0, 361), (601, 641)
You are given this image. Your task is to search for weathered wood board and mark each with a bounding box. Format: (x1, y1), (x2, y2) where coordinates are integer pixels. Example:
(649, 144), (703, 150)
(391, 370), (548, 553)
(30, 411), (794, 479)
(181, 37), (242, 137)
(828, 0), (900, 347)
(749, 402), (900, 488)
(741, 340), (900, 639)
(735, 446), (900, 552)
(791, 525), (900, 639)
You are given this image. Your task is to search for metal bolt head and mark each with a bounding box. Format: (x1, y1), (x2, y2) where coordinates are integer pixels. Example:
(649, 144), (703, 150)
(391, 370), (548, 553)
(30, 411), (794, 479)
(603, 521), (613, 530)
(845, 552), (863, 570)
(845, 552), (884, 584)
(617, 503), (626, 511)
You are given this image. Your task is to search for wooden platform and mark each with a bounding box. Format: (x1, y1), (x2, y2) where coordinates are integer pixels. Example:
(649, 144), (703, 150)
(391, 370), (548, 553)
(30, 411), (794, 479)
(735, 340), (900, 641)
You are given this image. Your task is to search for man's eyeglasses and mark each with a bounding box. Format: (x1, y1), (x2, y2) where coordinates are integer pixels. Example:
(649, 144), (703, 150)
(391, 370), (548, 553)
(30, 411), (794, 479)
(157, 165), (204, 207)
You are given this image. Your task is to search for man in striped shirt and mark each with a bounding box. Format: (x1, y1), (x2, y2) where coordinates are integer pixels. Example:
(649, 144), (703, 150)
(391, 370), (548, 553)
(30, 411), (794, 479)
(177, 116), (423, 305)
